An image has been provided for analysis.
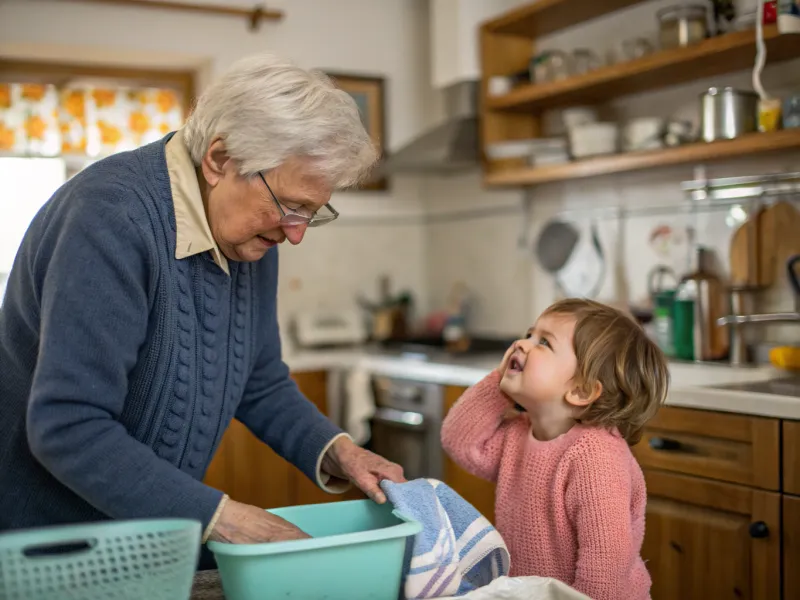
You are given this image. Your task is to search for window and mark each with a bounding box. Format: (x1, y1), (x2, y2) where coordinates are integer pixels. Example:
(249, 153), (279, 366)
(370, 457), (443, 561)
(0, 157), (66, 300)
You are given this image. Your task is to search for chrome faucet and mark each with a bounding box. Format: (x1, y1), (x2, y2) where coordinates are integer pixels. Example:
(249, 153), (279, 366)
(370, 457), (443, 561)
(717, 312), (800, 325)
(716, 255), (800, 365)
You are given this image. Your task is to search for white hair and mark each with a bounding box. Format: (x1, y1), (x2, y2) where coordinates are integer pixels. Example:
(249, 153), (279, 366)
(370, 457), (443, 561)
(183, 53), (379, 188)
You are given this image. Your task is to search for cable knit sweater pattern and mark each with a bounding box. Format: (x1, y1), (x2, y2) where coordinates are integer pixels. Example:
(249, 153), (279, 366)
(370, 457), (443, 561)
(441, 371), (651, 600)
(0, 136), (342, 533)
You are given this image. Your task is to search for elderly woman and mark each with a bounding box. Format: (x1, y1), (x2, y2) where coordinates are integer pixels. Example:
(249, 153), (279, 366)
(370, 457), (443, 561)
(0, 53), (403, 551)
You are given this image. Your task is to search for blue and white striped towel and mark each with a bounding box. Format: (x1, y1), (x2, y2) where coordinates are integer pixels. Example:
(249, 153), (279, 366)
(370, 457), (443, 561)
(380, 478), (510, 599)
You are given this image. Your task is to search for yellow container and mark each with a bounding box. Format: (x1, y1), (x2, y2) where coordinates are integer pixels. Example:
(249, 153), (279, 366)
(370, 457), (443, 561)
(769, 346), (800, 371)
(759, 98), (782, 133)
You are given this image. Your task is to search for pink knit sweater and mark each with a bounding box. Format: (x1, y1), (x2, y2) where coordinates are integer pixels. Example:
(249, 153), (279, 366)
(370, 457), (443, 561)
(441, 370), (651, 600)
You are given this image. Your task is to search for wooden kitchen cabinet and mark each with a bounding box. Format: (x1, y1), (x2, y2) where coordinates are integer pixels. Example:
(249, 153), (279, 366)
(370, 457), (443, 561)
(784, 495), (800, 600)
(204, 370), (363, 509)
(783, 421), (800, 495)
(632, 406), (780, 491)
(642, 470), (781, 600)
(632, 406), (785, 599)
(289, 370), (339, 507)
(203, 417), (292, 509)
(442, 385), (497, 523)
(290, 370), (365, 506)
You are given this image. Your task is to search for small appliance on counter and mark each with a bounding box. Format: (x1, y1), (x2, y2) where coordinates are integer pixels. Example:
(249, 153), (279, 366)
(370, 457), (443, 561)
(293, 308), (367, 349)
(357, 275), (413, 343)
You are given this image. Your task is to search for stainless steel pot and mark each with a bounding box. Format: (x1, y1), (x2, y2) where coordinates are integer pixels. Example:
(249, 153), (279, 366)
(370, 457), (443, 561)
(700, 87), (758, 142)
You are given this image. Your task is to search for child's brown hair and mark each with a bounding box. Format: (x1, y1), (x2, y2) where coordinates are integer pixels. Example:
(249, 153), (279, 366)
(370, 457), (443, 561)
(543, 298), (670, 445)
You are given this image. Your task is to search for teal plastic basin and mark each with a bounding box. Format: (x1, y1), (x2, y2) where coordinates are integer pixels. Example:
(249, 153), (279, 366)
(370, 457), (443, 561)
(207, 499), (421, 600)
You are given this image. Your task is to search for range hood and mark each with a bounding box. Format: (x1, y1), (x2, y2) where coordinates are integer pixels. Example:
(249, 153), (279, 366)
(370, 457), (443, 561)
(380, 80), (480, 175)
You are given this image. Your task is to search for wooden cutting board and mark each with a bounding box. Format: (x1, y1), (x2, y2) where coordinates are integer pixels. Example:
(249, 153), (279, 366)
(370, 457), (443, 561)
(729, 206), (764, 287)
(729, 200), (800, 289)
(760, 200), (800, 287)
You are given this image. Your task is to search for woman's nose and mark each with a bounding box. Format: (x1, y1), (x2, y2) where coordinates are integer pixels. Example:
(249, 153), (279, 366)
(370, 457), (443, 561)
(282, 223), (308, 245)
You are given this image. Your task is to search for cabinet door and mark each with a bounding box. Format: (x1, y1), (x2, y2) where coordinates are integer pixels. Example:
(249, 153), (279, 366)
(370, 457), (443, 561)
(783, 421), (800, 495)
(289, 371), (365, 506)
(641, 470), (780, 600)
(632, 407), (780, 490)
(203, 418), (292, 509)
(442, 385), (496, 523)
(785, 495), (800, 600)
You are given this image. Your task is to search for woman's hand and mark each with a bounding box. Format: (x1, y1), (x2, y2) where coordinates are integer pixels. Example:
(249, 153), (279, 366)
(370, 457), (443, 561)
(208, 498), (311, 544)
(321, 436), (405, 504)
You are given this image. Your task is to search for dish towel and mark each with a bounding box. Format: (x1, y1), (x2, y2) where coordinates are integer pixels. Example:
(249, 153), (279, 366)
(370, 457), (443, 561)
(380, 478), (510, 599)
(343, 367), (376, 445)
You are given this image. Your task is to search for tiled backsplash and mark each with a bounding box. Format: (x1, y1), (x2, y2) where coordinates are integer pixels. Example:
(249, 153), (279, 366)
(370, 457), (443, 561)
(420, 0), (800, 342)
(421, 154), (800, 345)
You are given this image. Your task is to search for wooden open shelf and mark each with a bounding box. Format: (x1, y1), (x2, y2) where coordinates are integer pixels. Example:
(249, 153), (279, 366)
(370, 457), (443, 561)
(484, 0), (646, 38)
(484, 130), (800, 187)
(479, 0), (800, 188)
(488, 26), (800, 112)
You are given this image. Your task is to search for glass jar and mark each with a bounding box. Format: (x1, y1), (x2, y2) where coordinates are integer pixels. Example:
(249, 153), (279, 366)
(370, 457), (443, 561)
(657, 4), (709, 49)
(784, 94), (800, 129)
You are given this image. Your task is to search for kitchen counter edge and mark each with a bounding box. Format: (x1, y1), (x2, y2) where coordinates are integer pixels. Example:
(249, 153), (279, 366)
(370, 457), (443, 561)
(285, 349), (800, 421)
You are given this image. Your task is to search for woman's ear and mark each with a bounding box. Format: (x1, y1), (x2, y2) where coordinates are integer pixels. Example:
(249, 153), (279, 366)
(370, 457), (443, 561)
(565, 380), (603, 408)
(201, 137), (231, 187)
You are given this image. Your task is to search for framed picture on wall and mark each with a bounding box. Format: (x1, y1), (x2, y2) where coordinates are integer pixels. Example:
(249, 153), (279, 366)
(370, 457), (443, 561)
(324, 72), (388, 192)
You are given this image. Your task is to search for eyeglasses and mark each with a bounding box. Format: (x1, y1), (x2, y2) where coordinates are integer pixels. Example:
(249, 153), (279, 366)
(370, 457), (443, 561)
(258, 172), (339, 228)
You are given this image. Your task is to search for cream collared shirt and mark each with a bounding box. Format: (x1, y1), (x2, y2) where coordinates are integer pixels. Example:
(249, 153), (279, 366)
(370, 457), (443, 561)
(164, 130), (350, 541)
(165, 129), (230, 275)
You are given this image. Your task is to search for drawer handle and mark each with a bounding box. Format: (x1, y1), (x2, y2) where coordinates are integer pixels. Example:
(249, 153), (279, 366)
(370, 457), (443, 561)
(648, 437), (683, 451)
(749, 521), (769, 539)
(373, 407), (425, 429)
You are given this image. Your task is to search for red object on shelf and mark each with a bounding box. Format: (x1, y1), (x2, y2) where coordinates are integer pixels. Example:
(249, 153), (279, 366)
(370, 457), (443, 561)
(763, 1), (778, 24)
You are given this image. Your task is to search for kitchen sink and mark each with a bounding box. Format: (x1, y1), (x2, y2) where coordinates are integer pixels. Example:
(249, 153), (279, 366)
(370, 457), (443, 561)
(706, 377), (800, 398)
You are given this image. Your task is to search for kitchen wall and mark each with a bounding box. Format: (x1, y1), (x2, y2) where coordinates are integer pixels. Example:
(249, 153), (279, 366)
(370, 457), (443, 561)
(3, 0), (799, 345)
(0, 0), (434, 329)
(421, 0), (800, 343)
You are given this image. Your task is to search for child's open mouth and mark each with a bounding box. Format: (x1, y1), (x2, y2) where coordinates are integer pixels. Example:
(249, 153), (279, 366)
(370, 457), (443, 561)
(507, 353), (525, 374)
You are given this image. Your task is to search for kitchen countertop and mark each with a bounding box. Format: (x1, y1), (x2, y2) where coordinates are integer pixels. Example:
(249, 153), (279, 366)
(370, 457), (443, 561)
(285, 345), (800, 420)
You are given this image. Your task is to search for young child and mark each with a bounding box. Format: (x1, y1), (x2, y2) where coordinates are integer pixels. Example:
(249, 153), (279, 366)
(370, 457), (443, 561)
(441, 298), (669, 600)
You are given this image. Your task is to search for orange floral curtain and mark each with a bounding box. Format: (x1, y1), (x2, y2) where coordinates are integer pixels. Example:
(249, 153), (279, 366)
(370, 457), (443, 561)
(0, 83), (184, 157)
(0, 84), (61, 155)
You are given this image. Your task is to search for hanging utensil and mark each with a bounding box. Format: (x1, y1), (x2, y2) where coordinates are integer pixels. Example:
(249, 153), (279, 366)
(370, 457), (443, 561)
(536, 219), (605, 298)
(535, 219), (580, 274)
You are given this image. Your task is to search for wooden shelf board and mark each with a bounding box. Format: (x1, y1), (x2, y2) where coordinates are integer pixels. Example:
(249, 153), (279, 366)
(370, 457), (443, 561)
(484, 130), (800, 187)
(64, 0), (283, 28)
(487, 26), (799, 112)
(484, 0), (646, 38)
